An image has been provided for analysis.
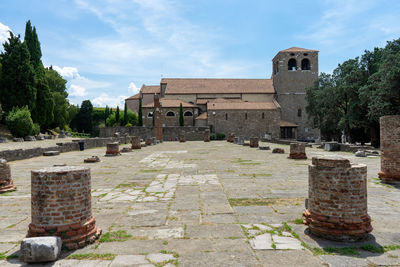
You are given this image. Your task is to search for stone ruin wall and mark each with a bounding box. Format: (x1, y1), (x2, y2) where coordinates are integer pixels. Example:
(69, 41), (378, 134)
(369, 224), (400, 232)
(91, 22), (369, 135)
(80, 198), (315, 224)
(379, 115), (400, 183)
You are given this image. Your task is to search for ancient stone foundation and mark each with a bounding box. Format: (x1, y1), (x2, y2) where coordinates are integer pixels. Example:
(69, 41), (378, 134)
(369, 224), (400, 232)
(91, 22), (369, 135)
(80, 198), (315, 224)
(28, 166), (101, 250)
(227, 133), (235, 143)
(250, 137), (259, 148)
(105, 143), (120, 156)
(179, 132), (186, 143)
(288, 143), (307, 159)
(378, 115), (400, 183)
(304, 156), (372, 241)
(131, 136), (141, 149)
(0, 159), (16, 193)
(204, 130), (210, 142)
(145, 138), (152, 146)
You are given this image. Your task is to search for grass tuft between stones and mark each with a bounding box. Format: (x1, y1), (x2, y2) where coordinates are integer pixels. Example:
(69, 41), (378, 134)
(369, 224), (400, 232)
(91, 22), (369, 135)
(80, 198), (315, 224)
(67, 253), (116, 260)
(99, 230), (132, 242)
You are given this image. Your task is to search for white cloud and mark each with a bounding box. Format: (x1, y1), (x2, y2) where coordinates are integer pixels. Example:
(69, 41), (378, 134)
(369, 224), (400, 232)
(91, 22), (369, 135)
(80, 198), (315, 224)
(92, 93), (127, 107)
(52, 66), (80, 79)
(128, 82), (140, 94)
(0, 22), (12, 46)
(69, 84), (87, 96)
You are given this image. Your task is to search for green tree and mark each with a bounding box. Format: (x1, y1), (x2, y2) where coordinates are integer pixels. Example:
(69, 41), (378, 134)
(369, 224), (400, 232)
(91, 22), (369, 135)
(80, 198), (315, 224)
(123, 102), (128, 126)
(45, 67), (69, 128)
(138, 99), (143, 126)
(116, 106), (120, 125)
(179, 103), (184, 126)
(0, 33), (36, 112)
(76, 100), (93, 133)
(104, 105), (109, 125)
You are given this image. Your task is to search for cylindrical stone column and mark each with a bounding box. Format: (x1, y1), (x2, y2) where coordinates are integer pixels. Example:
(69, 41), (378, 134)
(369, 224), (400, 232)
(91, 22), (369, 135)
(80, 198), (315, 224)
(288, 143), (307, 159)
(105, 142), (120, 156)
(250, 137), (259, 148)
(179, 131), (186, 143)
(28, 166), (102, 250)
(204, 130), (210, 142)
(145, 138), (152, 146)
(0, 159), (16, 193)
(303, 156), (372, 241)
(379, 115), (400, 183)
(131, 136), (141, 149)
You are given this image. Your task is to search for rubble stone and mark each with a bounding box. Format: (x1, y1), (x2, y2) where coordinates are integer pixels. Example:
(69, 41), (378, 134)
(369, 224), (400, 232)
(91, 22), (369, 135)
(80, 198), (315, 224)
(20, 237), (61, 263)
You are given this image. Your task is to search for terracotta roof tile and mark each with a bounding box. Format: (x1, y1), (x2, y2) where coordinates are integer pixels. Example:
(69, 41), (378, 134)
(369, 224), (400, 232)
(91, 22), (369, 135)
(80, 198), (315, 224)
(141, 85), (160, 94)
(143, 98), (197, 108)
(161, 78), (274, 94)
(280, 47), (319, 53)
(195, 112), (208, 120)
(126, 93), (140, 100)
(280, 120), (298, 127)
(207, 101), (279, 110)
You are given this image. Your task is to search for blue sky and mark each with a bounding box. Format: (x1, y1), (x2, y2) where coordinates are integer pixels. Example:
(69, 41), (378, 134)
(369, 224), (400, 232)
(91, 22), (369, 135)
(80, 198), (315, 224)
(1, 0), (400, 107)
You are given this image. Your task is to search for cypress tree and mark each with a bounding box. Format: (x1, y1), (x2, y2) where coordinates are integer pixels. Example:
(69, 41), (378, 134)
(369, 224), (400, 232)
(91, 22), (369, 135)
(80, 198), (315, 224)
(179, 103), (184, 126)
(116, 106), (120, 125)
(24, 21), (54, 129)
(123, 102), (128, 126)
(138, 99), (143, 126)
(0, 33), (36, 112)
(104, 105), (109, 125)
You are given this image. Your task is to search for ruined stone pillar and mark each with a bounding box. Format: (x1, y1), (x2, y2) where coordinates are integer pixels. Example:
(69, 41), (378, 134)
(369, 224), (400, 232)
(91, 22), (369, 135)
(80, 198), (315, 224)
(304, 156), (372, 241)
(131, 136), (141, 149)
(28, 166), (102, 250)
(288, 143), (307, 159)
(0, 159), (16, 193)
(204, 130), (210, 142)
(105, 142), (120, 156)
(179, 131), (186, 143)
(227, 133), (235, 143)
(250, 137), (259, 148)
(154, 94), (163, 142)
(145, 138), (152, 146)
(378, 115), (400, 183)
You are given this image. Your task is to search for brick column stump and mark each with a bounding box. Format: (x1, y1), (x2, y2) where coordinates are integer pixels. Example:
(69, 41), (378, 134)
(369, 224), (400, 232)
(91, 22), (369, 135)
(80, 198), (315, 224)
(378, 115), (400, 183)
(303, 156), (372, 241)
(105, 142), (120, 156)
(179, 131), (186, 143)
(0, 159), (16, 193)
(28, 166), (101, 250)
(288, 143), (307, 159)
(145, 138), (152, 146)
(204, 130), (210, 142)
(227, 133), (235, 143)
(131, 136), (141, 149)
(250, 137), (259, 148)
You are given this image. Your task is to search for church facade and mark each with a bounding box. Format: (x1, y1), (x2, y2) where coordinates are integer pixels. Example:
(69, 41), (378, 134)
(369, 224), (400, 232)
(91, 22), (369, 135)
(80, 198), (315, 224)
(125, 47), (320, 141)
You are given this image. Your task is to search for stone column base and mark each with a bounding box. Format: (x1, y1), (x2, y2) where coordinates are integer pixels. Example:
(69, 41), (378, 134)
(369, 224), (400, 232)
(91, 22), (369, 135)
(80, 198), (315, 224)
(378, 171), (400, 184)
(131, 145), (141, 149)
(288, 153), (307, 159)
(27, 217), (102, 250)
(303, 209), (372, 241)
(0, 180), (16, 193)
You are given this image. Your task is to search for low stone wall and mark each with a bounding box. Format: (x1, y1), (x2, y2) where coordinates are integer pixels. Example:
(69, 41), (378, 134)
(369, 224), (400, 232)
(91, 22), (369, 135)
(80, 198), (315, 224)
(0, 137), (129, 162)
(100, 126), (210, 141)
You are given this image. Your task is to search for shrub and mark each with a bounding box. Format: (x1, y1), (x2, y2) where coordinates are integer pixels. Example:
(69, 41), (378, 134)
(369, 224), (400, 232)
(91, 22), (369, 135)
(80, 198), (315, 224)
(106, 110), (137, 127)
(210, 133), (215, 140)
(6, 106), (37, 137)
(125, 123), (132, 127)
(32, 123), (40, 135)
(216, 133), (226, 140)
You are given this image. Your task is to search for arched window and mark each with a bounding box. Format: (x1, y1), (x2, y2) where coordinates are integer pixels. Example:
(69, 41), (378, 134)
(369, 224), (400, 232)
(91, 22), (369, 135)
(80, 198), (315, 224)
(147, 112), (153, 118)
(225, 113), (228, 120)
(262, 113), (265, 119)
(184, 111), (193, 117)
(301, 58), (310, 70)
(288, 58), (297, 70)
(297, 108), (302, 117)
(188, 101), (194, 104)
(166, 111), (175, 117)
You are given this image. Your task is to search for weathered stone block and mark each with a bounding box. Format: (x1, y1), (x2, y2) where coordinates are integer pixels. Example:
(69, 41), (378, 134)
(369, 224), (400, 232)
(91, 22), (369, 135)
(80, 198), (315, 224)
(105, 143), (120, 156)
(179, 131), (186, 143)
(131, 136), (141, 149)
(13, 138), (24, 142)
(324, 142), (340, 151)
(43, 151), (60, 156)
(84, 156), (100, 163)
(250, 137), (259, 148)
(121, 147), (132, 153)
(355, 150), (366, 157)
(272, 148), (284, 153)
(24, 136), (36, 141)
(288, 143), (307, 159)
(20, 237), (61, 263)
(259, 146), (270, 150)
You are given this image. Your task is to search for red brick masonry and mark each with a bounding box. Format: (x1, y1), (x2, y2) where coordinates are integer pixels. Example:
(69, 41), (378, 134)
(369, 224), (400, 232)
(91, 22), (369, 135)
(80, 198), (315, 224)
(378, 115), (400, 183)
(204, 130), (210, 142)
(27, 166), (101, 250)
(303, 156), (372, 241)
(288, 143), (307, 159)
(131, 136), (141, 149)
(106, 143), (120, 155)
(179, 132), (186, 143)
(227, 133), (235, 143)
(0, 159), (16, 193)
(250, 137), (259, 148)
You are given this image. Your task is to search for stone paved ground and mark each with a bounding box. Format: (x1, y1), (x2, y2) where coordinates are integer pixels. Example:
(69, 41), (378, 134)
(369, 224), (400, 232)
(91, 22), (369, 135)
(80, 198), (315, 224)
(0, 137), (74, 152)
(0, 141), (399, 266)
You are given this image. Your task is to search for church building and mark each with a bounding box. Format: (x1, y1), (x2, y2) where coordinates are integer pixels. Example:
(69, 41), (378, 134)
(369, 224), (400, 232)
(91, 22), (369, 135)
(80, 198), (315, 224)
(125, 47), (320, 141)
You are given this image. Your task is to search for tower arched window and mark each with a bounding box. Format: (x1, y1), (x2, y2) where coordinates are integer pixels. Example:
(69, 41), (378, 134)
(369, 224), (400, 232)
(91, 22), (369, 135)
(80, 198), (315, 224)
(184, 111), (193, 117)
(166, 111), (175, 117)
(301, 58), (310, 70)
(288, 58), (297, 71)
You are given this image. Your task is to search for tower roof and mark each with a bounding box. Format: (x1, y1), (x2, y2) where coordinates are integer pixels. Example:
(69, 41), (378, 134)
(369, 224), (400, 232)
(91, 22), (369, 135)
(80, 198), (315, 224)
(279, 47), (319, 53)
